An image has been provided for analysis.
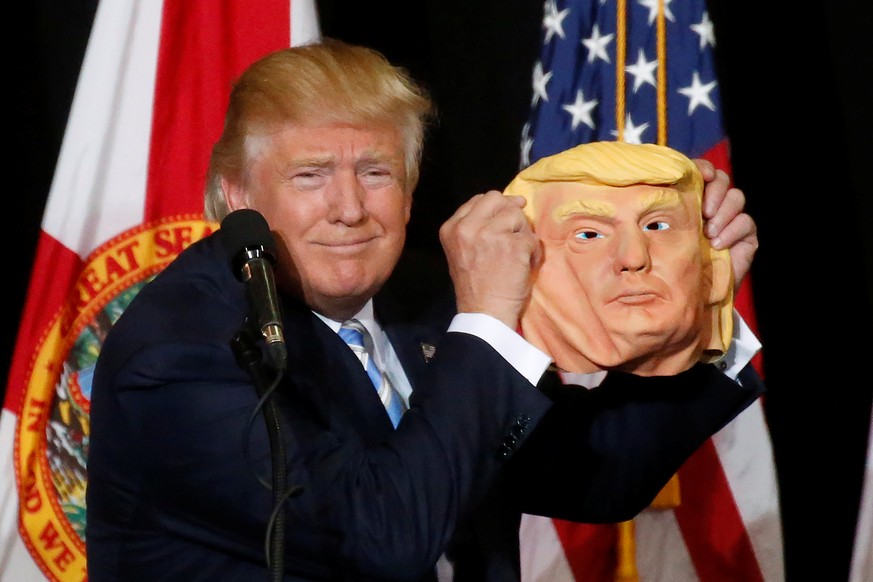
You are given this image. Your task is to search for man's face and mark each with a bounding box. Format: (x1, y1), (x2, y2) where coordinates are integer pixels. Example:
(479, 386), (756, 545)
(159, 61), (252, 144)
(227, 122), (411, 320)
(520, 180), (708, 374)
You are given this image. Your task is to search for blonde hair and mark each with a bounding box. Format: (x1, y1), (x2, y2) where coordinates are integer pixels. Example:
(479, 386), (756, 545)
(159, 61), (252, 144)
(506, 141), (734, 359)
(204, 38), (435, 221)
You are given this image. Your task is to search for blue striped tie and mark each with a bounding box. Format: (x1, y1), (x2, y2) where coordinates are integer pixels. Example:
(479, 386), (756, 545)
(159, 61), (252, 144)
(339, 320), (405, 427)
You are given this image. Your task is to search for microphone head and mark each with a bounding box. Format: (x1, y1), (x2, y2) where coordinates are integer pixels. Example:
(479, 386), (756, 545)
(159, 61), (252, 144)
(220, 209), (278, 279)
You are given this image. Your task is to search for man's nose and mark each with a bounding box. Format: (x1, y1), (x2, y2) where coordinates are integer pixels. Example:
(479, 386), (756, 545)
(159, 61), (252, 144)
(612, 227), (651, 274)
(327, 170), (367, 224)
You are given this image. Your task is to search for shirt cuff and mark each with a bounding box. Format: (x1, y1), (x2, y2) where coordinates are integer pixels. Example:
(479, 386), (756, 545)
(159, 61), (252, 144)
(720, 309), (763, 380)
(448, 313), (552, 386)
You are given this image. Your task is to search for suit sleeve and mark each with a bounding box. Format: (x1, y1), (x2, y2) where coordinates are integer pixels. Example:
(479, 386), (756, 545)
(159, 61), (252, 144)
(89, 293), (555, 580)
(502, 362), (766, 523)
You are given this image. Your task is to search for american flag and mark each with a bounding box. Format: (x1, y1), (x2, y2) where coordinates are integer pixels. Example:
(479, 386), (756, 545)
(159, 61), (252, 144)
(522, 0), (727, 163)
(517, 1), (783, 581)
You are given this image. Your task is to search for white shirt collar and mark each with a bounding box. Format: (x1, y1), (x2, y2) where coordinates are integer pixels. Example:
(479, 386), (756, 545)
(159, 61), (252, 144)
(314, 300), (411, 404)
(315, 300), (376, 334)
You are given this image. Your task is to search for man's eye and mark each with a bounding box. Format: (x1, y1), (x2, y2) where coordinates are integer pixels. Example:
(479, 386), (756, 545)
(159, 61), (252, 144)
(643, 221), (670, 231)
(575, 230), (604, 241)
(360, 168), (395, 187)
(291, 172), (324, 187)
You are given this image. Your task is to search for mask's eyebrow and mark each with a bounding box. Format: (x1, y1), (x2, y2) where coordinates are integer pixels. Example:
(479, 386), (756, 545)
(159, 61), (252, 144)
(552, 187), (682, 222)
(638, 188), (682, 213)
(553, 199), (614, 221)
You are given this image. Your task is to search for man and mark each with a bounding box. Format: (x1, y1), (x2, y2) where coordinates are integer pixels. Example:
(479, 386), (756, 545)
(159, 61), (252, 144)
(86, 39), (763, 581)
(507, 140), (737, 377)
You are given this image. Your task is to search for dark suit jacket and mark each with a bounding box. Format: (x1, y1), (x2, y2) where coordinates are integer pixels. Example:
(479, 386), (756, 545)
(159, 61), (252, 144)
(85, 230), (765, 581)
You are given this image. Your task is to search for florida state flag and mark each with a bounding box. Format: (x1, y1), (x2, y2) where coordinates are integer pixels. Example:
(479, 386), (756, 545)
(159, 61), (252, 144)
(0, 2), (319, 580)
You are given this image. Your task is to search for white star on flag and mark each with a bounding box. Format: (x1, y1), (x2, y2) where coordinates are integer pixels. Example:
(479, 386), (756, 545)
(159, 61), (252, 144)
(691, 11), (716, 49)
(562, 89), (599, 130)
(625, 48), (658, 92)
(678, 71), (717, 114)
(543, 0), (570, 43)
(581, 24), (614, 63)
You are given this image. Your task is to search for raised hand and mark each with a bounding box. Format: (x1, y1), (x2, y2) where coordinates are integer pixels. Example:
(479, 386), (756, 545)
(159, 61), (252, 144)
(439, 192), (542, 329)
(695, 159), (759, 288)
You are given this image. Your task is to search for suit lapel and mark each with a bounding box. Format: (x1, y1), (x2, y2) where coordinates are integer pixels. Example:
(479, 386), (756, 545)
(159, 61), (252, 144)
(281, 300), (394, 439)
(374, 290), (448, 395)
(381, 322), (439, 392)
(277, 284), (451, 438)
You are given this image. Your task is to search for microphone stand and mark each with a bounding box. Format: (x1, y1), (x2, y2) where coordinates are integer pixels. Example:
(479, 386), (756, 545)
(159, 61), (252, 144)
(231, 327), (288, 582)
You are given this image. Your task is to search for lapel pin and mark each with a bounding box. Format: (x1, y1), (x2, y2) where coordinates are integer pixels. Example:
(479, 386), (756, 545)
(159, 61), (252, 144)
(420, 343), (436, 363)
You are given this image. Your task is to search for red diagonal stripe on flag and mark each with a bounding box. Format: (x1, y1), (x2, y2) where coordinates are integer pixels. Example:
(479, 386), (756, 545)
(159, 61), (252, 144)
(146, 0), (292, 220)
(676, 439), (765, 582)
(554, 520), (618, 581)
(5, 235), (81, 415)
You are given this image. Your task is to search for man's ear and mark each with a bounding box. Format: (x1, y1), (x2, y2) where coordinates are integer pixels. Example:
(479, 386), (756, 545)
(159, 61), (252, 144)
(221, 176), (248, 212)
(403, 192), (412, 224)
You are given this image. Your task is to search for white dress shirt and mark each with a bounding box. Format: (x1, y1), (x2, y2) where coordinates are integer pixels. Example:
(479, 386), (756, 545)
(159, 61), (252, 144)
(319, 302), (759, 396)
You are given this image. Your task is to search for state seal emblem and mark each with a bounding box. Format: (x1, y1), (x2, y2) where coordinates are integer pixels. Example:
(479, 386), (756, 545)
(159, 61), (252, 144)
(13, 216), (215, 581)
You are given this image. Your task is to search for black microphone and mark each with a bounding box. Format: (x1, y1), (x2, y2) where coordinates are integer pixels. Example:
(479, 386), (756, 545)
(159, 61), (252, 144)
(220, 209), (286, 368)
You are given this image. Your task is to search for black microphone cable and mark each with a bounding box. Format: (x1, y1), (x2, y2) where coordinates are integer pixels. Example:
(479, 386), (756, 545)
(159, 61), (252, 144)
(231, 325), (304, 582)
(223, 209), (302, 582)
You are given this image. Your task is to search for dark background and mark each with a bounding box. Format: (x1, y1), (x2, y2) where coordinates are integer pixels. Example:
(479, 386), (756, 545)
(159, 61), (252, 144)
(10, 1), (873, 581)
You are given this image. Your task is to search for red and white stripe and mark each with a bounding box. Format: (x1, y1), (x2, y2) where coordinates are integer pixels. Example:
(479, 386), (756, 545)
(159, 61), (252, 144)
(520, 398), (783, 582)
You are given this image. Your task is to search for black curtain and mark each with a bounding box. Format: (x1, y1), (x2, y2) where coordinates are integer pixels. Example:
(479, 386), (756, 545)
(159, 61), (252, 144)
(11, 1), (873, 580)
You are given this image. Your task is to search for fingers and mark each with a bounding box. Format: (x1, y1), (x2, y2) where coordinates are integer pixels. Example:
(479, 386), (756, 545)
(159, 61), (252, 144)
(728, 236), (758, 290)
(449, 191), (526, 225)
(704, 186), (746, 245)
(440, 192), (539, 329)
(694, 164), (759, 287)
(712, 209), (759, 288)
(711, 211), (757, 250)
(441, 192), (535, 253)
(700, 168), (732, 220)
(693, 158), (716, 184)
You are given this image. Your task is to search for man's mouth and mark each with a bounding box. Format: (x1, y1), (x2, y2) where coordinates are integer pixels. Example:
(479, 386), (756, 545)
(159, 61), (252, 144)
(320, 235), (377, 250)
(610, 290), (661, 305)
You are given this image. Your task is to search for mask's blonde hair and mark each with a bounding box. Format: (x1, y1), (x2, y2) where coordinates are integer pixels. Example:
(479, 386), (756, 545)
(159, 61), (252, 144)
(505, 141), (734, 360)
(204, 38), (435, 221)
(507, 141), (703, 217)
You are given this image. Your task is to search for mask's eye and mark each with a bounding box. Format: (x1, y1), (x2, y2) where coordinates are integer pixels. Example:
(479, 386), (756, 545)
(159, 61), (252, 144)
(642, 221), (670, 232)
(575, 230), (604, 241)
